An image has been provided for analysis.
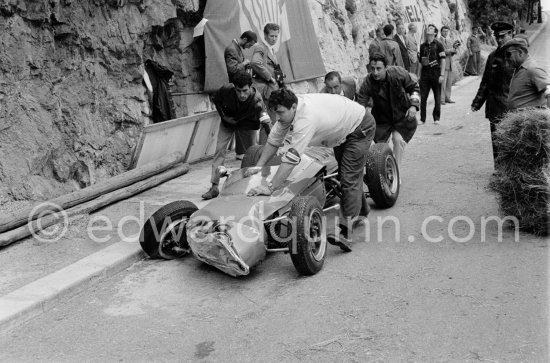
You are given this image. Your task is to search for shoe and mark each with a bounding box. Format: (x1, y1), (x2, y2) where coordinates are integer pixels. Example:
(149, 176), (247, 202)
(327, 233), (352, 252)
(417, 120), (426, 125)
(446, 100), (455, 104)
(201, 186), (219, 200)
(236, 154), (244, 160)
(441, 102), (446, 105)
(434, 120), (440, 125)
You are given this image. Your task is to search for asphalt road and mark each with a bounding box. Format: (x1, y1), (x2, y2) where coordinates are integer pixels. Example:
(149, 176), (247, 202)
(1, 23), (549, 363)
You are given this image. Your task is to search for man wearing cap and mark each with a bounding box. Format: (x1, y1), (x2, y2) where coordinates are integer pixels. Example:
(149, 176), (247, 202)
(471, 21), (515, 163)
(224, 30), (258, 159)
(418, 27), (446, 125)
(503, 37), (550, 110)
(357, 52), (420, 170)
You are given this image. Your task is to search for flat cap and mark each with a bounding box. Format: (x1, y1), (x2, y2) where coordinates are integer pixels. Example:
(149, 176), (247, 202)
(501, 37), (529, 51)
(491, 21), (514, 36)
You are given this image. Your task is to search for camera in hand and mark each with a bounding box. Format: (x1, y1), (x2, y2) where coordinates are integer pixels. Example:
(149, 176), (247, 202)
(273, 64), (286, 88)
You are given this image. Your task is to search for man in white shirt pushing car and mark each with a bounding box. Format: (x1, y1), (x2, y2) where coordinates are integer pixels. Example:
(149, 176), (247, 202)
(246, 89), (375, 252)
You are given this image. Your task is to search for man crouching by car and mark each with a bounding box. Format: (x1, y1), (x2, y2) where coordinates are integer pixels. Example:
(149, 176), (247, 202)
(202, 71), (271, 200)
(247, 89), (375, 252)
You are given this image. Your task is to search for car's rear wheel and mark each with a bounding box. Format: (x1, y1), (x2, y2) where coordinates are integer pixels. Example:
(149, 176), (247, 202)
(364, 143), (400, 208)
(139, 200), (198, 259)
(288, 196), (326, 275)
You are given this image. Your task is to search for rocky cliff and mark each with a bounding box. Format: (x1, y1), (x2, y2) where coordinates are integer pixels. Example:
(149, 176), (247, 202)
(0, 0), (472, 203)
(309, 0), (472, 79)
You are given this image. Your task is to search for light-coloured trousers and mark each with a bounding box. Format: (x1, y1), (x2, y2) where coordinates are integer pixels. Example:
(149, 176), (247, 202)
(441, 69), (453, 102)
(211, 122), (257, 185)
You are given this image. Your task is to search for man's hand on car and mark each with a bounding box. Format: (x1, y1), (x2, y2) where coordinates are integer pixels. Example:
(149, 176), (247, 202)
(247, 184), (272, 196)
(243, 166), (261, 178)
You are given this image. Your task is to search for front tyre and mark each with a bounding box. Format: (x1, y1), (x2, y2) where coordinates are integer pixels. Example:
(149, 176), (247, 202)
(288, 197), (327, 275)
(139, 200), (198, 259)
(364, 143), (400, 209)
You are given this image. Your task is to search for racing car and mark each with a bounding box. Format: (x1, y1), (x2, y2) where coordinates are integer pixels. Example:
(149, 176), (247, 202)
(139, 143), (399, 277)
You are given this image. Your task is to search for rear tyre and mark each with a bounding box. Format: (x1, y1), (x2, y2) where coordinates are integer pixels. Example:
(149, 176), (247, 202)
(288, 196), (327, 275)
(364, 143), (400, 208)
(139, 200), (198, 259)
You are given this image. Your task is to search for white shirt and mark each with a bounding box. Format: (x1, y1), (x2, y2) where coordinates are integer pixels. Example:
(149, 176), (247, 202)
(267, 94), (366, 154)
(262, 39), (278, 62)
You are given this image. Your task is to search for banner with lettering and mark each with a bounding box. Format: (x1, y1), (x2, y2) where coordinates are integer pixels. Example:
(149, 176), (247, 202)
(202, 0), (326, 92)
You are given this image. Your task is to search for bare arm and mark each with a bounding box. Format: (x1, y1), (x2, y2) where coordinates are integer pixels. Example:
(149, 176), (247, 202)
(256, 142), (279, 167)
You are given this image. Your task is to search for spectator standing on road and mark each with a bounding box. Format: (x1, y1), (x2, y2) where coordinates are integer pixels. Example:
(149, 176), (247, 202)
(418, 28), (446, 125)
(471, 22), (515, 163)
(321, 71), (357, 100)
(357, 52), (420, 170)
(248, 89), (376, 252)
(503, 38), (550, 110)
(201, 71), (270, 200)
(369, 26), (385, 59)
(439, 26), (457, 105)
(394, 22), (411, 71)
(224, 30), (258, 159)
(465, 27), (482, 75)
(406, 23), (420, 77)
(379, 24), (405, 68)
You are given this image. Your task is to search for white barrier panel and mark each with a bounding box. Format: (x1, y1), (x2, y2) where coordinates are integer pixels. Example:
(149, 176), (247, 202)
(131, 111), (220, 169)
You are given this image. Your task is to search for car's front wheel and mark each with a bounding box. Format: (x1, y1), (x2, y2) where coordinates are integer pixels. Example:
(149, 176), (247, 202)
(139, 200), (198, 259)
(288, 196), (327, 275)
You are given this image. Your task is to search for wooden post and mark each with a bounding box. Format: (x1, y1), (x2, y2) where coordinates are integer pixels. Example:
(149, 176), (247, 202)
(0, 152), (186, 234)
(0, 163), (190, 248)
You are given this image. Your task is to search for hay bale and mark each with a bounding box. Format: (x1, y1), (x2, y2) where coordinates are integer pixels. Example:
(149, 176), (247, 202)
(489, 108), (550, 235)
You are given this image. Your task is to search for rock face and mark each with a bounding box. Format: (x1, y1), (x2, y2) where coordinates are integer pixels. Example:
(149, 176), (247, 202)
(308, 0), (472, 79)
(0, 0), (472, 202)
(0, 0), (205, 201)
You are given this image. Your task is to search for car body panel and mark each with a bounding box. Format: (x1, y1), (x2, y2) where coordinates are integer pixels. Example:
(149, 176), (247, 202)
(186, 147), (335, 276)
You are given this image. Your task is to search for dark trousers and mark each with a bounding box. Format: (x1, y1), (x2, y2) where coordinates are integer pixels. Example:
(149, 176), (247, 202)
(333, 112), (376, 234)
(420, 68), (442, 122)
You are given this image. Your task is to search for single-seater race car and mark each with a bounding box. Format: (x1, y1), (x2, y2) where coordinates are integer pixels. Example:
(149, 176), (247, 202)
(139, 144), (399, 277)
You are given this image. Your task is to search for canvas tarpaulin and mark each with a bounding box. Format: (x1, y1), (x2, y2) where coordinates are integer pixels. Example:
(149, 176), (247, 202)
(202, 0), (326, 92)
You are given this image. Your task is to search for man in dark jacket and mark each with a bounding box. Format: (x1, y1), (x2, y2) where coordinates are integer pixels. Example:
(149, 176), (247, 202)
(471, 21), (514, 163)
(201, 71), (270, 200)
(357, 52), (420, 169)
(224, 30), (258, 159)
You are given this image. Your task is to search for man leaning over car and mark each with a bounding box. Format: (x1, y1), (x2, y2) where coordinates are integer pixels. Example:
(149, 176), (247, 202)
(247, 89), (375, 252)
